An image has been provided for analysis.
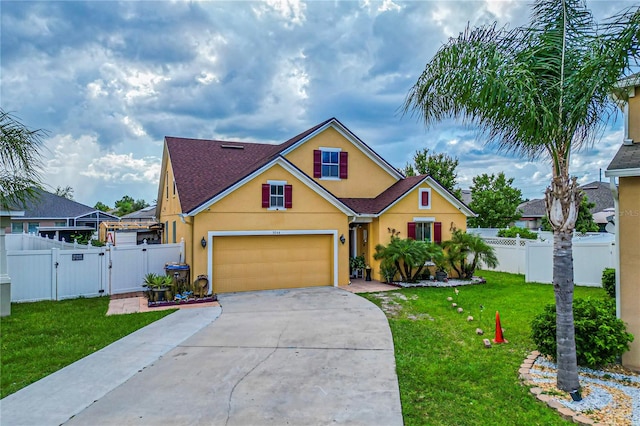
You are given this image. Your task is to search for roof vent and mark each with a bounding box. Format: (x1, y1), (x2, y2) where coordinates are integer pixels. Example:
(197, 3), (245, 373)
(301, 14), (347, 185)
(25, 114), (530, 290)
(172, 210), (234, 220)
(221, 144), (244, 149)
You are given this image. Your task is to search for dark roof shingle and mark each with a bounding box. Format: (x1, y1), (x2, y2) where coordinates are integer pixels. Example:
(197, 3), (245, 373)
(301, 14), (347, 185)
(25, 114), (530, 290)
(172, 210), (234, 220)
(13, 189), (97, 218)
(339, 175), (426, 214)
(607, 143), (640, 173)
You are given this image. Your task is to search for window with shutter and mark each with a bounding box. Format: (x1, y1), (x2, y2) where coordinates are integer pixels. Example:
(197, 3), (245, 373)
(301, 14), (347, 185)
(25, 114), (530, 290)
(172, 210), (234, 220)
(419, 188), (431, 209)
(315, 148), (347, 179)
(263, 181), (290, 209)
(410, 221), (433, 242)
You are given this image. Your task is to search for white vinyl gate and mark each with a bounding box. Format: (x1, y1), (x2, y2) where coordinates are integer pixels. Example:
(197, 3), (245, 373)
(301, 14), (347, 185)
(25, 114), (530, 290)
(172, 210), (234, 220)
(7, 241), (184, 302)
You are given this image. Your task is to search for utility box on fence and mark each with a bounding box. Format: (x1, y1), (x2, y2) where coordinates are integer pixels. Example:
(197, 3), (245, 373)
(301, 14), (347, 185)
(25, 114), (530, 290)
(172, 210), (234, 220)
(165, 263), (190, 294)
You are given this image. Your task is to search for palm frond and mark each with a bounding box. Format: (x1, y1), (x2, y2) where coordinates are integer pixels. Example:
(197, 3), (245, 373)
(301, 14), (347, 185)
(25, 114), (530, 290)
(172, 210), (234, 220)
(0, 109), (47, 209)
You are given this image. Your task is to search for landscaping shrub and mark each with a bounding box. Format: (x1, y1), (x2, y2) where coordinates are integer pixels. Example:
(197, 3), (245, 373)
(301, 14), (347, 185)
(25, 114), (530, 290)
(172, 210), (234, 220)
(496, 226), (538, 240)
(602, 268), (616, 298)
(530, 298), (633, 367)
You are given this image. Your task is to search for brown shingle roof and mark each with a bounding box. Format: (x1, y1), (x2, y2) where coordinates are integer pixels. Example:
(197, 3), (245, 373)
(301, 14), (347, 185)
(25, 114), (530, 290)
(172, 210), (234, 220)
(340, 175), (426, 214)
(167, 119), (335, 213)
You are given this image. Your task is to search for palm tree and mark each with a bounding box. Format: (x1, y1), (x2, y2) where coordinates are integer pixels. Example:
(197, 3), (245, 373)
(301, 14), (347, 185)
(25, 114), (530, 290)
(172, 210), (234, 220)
(443, 230), (498, 279)
(0, 109), (46, 209)
(403, 0), (639, 392)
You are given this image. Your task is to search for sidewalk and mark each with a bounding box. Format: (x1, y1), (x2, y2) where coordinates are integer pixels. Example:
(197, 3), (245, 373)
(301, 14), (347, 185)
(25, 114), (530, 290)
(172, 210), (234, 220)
(0, 306), (222, 426)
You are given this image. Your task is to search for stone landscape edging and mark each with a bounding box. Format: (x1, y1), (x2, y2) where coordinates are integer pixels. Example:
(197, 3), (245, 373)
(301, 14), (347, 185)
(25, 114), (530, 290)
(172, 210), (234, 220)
(519, 351), (595, 425)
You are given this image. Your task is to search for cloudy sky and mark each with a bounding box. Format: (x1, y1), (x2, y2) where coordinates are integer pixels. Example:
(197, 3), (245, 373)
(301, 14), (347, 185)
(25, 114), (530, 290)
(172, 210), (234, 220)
(1, 0), (635, 208)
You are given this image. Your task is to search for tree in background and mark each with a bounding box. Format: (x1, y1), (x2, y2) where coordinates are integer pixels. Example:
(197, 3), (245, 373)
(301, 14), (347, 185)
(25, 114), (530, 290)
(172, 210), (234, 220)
(468, 173), (522, 228)
(403, 148), (462, 200)
(403, 0), (639, 391)
(94, 202), (110, 212)
(54, 186), (74, 200)
(0, 109), (45, 209)
(541, 195), (599, 233)
(114, 195), (149, 217)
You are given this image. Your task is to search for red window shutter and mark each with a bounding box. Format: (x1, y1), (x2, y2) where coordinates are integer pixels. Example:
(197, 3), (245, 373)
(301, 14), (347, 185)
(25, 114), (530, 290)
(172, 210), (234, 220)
(313, 150), (322, 178)
(421, 191), (429, 207)
(407, 222), (416, 239)
(284, 185), (292, 208)
(434, 222), (442, 244)
(339, 151), (348, 179)
(262, 184), (270, 208)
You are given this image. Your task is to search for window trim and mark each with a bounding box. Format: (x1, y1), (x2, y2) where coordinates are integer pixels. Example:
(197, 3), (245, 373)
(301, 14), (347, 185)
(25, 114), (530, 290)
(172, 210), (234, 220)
(418, 188), (432, 210)
(267, 180), (287, 210)
(415, 222), (433, 242)
(319, 147), (341, 180)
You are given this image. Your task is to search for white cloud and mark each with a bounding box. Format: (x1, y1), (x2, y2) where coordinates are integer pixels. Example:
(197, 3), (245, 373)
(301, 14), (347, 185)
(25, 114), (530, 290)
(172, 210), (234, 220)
(122, 116), (147, 137)
(253, 0), (306, 27)
(43, 134), (160, 206)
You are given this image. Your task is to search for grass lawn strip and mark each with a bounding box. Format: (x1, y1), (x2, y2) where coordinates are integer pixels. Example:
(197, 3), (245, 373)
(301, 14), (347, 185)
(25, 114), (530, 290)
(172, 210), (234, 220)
(0, 296), (175, 398)
(361, 270), (607, 426)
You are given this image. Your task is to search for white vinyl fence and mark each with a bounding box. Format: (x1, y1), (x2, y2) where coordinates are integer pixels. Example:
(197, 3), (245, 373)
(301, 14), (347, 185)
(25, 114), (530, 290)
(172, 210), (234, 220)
(6, 233), (96, 251)
(7, 239), (184, 302)
(481, 233), (614, 286)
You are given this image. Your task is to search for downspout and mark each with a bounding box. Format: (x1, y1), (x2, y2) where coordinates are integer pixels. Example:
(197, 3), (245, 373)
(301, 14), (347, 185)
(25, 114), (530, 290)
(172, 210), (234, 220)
(608, 178), (621, 318)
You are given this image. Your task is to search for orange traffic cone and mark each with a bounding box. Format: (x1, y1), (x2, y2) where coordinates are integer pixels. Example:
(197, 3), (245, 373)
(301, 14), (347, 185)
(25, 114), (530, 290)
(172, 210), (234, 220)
(493, 311), (508, 344)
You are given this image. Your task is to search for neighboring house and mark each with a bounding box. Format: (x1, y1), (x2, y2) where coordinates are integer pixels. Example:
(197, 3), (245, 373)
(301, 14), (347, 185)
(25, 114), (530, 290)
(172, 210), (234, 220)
(99, 205), (162, 245)
(514, 198), (547, 229)
(156, 118), (475, 294)
(515, 181), (614, 230)
(121, 204), (157, 222)
(605, 73), (640, 371)
(5, 189), (119, 242)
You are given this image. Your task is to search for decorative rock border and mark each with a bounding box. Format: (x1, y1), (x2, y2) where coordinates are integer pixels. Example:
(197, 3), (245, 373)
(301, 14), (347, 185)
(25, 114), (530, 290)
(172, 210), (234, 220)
(520, 351), (595, 425)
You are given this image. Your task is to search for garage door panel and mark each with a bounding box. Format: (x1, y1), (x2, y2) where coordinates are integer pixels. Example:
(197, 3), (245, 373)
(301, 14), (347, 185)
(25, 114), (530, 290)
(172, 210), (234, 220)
(213, 234), (333, 293)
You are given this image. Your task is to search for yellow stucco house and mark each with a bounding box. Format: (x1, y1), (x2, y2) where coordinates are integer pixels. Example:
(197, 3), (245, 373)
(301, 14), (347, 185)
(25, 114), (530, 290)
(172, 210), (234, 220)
(606, 74), (640, 371)
(156, 118), (474, 294)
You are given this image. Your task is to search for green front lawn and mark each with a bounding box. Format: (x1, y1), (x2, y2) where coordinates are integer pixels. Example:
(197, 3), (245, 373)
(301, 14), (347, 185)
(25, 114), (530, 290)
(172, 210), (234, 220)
(361, 270), (607, 426)
(0, 297), (174, 398)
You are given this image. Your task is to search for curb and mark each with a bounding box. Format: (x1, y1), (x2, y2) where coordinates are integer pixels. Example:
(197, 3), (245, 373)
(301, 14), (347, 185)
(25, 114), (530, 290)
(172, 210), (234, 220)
(519, 351), (596, 425)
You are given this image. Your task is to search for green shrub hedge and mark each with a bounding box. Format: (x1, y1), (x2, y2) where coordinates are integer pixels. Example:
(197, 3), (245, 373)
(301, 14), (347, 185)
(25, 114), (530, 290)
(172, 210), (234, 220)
(531, 298), (633, 367)
(496, 227), (538, 239)
(602, 268), (615, 298)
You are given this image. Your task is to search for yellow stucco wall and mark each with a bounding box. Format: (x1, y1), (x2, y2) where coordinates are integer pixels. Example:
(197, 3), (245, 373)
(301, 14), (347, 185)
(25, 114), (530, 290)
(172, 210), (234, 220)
(618, 176), (640, 370)
(366, 184), (468, 280)
(190, 164), (351, 286)
(284, 126), (398, 198)
(628, 94), (640, 142)
(158, 152), (192, 264)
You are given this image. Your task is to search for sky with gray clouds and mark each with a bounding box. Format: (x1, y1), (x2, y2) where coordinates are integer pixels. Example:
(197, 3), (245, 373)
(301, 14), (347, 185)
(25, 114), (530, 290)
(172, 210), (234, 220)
(1, 0), (635, 208)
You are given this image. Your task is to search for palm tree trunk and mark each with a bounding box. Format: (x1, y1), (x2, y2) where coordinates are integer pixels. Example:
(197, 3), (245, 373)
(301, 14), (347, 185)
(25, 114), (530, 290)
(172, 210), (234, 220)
(552, 229), (580, 391)
(546, 176), (581, 392)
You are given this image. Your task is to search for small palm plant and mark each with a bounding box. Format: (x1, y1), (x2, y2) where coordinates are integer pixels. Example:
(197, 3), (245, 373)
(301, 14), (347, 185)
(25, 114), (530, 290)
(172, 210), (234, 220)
(443, 230), (498, 279)
(374, 237), (442, 283)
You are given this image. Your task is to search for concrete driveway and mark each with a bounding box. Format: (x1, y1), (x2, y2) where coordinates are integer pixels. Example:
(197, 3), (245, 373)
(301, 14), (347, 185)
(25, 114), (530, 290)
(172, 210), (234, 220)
(2, 287), (403, 425)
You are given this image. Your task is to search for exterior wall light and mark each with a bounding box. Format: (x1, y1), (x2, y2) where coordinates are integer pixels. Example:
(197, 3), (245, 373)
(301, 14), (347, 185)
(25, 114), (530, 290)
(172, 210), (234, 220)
(339, 234), (346, 244)
(201, 237), (207, 248)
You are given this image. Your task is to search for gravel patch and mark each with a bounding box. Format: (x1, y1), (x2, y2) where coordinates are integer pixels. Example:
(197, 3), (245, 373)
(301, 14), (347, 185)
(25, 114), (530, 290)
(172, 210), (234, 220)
(529, 357), (640, 425)
(392, 276), (486, 288)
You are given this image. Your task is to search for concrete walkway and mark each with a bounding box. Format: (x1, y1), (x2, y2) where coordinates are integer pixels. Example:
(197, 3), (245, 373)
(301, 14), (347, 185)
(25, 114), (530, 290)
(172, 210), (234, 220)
(1, 287), (403, 425)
